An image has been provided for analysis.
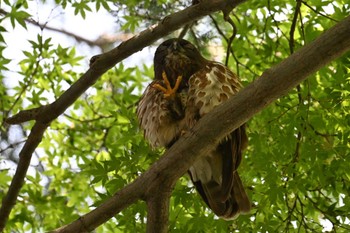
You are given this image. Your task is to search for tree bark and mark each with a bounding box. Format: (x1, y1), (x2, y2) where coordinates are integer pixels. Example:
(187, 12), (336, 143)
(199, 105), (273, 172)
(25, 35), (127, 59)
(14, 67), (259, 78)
(0, 122), (47, 230)
(146, 190), (172, 233)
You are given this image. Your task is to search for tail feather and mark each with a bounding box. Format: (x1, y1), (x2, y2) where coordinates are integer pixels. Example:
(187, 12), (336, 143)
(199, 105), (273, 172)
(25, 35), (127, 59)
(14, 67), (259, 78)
(190, 171), (250, 219)
(188, 126), (250, 219)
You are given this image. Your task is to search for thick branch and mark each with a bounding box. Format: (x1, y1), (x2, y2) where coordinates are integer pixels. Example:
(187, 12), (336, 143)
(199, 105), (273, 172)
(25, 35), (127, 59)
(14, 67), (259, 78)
(0, 0), (247, 231)
(0, 122), (48, 229)
(146, 189), (172, 233)
(52, 15), (350, 232)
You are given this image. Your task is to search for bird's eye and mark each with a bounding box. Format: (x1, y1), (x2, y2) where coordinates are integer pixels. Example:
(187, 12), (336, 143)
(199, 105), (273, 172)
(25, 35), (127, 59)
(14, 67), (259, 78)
(160, 45), (168, 50)
(184, 43), (196, 51)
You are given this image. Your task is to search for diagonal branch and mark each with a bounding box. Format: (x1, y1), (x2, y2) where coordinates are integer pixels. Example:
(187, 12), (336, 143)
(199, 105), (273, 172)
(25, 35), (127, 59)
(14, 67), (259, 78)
(0, 122), (48, 228)
(146, 187), (172, 233)
(0, 0), (247, 231)
(52, 15), (350, 232)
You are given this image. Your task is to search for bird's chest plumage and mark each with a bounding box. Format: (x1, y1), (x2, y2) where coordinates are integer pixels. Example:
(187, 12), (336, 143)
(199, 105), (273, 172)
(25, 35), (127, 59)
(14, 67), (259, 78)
(185, 63), (241, 123)
(137, 62), (241, 148)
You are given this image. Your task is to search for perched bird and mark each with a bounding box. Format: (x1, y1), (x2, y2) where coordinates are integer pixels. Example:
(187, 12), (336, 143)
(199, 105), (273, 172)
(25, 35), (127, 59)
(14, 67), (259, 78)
(137, 38), (250, 219)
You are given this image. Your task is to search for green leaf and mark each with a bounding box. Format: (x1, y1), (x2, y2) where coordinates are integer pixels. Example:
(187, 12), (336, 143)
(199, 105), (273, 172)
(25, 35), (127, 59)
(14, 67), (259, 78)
(9, 8), (31, 29)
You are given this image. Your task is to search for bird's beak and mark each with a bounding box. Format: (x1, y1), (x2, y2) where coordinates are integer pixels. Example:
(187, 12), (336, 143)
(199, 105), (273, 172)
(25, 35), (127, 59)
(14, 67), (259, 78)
(171, 41), (180, 51)
(173, 41), (178, 50)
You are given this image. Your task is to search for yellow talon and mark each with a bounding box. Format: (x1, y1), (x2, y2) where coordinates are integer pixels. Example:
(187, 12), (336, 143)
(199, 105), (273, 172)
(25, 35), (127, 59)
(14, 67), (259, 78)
(152, 83), (167, 93)
(152, 71), (183, 98)
(173, 75), (183, 92)
(162, 71), (172, 90)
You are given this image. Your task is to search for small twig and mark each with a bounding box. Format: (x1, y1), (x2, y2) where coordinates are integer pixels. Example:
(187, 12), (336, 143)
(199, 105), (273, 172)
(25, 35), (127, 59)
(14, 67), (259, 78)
(63, 113), (114, 123)
(289, 0), (302, 54)
(224, 16), (237, 66)
(178, 0), (200, 39)
(178, 23), (192, 39)
(290, 1), (304, 174)
(0, 140), (26, 154)
(301, 1), (339, 22)
(209, 14), (258, 76)
(267, 103), (298, 124)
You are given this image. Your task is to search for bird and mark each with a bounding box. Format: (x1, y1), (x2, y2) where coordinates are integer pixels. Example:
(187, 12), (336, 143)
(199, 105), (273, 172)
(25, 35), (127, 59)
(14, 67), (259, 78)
(136, 38), (251, 219)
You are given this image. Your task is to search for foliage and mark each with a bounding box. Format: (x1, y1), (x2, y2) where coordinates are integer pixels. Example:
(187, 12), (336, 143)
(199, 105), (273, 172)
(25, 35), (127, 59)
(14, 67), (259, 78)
(0, 0), (349, 232)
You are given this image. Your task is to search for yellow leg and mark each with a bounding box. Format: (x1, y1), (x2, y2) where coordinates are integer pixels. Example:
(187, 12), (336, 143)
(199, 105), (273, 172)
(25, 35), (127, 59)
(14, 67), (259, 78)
(152, 83), (167, 93)
(162, 71), (172, 91)
(152, 71), (183, 98)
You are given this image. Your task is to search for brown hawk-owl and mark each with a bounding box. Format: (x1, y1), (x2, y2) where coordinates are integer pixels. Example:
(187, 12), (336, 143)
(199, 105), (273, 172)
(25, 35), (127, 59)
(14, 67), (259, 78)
(137, 38), (251, 219)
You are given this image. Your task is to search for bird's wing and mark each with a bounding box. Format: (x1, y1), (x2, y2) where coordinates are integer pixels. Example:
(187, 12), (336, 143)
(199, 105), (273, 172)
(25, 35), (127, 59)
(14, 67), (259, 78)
(186, 62), (250, 219)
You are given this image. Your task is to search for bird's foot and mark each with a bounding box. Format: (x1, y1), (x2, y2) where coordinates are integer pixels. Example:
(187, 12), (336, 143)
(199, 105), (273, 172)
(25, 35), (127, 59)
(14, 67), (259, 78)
(152, 71), (182, 98)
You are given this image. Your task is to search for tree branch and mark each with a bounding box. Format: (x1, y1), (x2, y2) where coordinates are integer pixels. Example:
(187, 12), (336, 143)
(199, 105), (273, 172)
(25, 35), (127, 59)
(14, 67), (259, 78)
(52, 15), (350, 232)
(301, 1), (339, 22)
(0, 0), (247, 231)
(0, 122), (48, 229)
(146, 188), (172, 233)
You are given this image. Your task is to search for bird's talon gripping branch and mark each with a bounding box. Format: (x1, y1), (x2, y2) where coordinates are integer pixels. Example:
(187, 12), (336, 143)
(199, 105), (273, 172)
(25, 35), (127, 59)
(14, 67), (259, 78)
(152, 71), (182, 98)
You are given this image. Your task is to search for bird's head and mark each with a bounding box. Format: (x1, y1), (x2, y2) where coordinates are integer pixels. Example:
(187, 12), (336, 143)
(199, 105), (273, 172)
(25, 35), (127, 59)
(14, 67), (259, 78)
(154, 38), (207, 86)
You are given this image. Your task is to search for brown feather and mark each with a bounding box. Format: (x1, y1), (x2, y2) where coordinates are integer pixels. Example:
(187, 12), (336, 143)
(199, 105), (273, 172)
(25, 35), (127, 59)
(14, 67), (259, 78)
(137, 38), (251, 219)
(136, 80), (186, 148)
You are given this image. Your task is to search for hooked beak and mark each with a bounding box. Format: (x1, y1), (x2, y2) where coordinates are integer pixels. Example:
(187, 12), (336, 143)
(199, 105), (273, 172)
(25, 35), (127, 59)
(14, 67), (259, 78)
(170, 40), (181, 51)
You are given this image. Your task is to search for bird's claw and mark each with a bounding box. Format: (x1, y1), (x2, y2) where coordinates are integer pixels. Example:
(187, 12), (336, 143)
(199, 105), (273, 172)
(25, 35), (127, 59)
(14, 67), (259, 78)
(153, 71), (182, 98)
